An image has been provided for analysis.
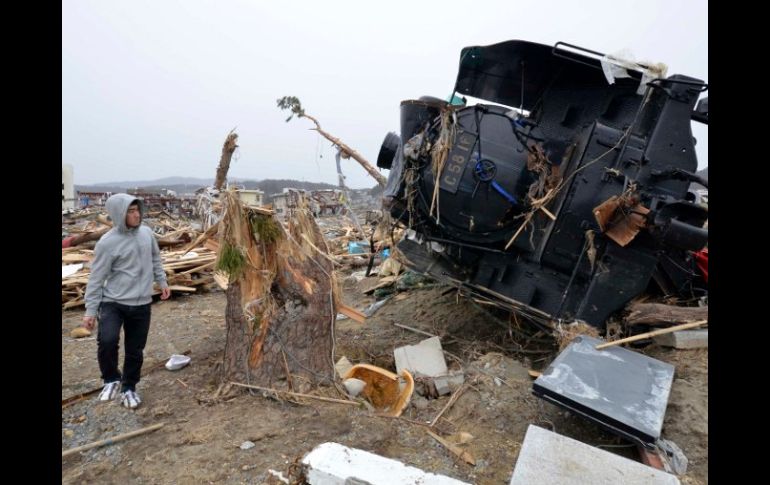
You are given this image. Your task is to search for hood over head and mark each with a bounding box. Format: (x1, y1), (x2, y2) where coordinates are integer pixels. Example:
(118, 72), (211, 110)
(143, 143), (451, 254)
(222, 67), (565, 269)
(105, 193), (143, 232)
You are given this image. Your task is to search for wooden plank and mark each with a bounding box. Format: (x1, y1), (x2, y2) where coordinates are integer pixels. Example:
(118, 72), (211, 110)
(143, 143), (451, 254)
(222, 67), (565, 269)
(63, 299), (85, 309)
(425, 429), (476, 466)
(163, 258), (217, 270)
(176, 261), (216, 275)
(167, 285), (197, 293)
(362, 276), (397, 295)
(62, 278), (90, 286)
(338, 303), (366, 323)
(61, 253), (93, 261)
(429, 384), (467, 427)
(595, 320), (708, 349)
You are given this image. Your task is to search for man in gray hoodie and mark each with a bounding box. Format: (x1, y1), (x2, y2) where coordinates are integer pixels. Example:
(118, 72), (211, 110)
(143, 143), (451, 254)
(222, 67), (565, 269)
(82, 193), (170, 409)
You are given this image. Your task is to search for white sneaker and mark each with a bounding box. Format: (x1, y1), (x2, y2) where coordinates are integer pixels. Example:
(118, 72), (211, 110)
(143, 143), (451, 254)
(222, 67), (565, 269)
(98, 381), (120, 402)
(121, 389), (142, 409)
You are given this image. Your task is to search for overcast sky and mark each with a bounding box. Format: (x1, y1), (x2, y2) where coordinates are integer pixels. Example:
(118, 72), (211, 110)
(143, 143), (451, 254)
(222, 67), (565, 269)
(62, 0), (708, 188)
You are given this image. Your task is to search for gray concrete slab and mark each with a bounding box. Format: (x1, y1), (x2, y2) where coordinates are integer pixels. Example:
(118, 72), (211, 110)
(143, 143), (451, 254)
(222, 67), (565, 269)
(509, 425), (680, 485)
(654, 329), (708, 349)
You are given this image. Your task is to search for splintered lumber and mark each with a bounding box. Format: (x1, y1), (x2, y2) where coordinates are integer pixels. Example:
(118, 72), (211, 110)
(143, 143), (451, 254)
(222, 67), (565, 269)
(162, 285), (197, 293)
(595, 320), (708, 350)
(182, 224), (219, 254)
(362, 276), (397, 295)
(430, 384), (468, 427)
(62, 423), (165, 458)
(338, 303), (366, 323)
(62, 247), (218, 309)
(425, 429), (476, 466)
(62, 252), (94, 263)
(66, 226), (111, 247)
(63, 299), (85, 310)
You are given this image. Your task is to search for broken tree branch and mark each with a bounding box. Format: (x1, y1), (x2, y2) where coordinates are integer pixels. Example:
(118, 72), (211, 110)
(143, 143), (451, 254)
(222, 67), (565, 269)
(230, 382), (360, 406)
(277, 96), (386, 187)
(62, 423), (165, 458)
(393, 323), (437, 338)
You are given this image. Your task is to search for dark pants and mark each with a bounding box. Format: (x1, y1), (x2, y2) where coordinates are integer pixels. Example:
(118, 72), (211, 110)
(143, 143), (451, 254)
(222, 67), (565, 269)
(97, 302), (151, 392)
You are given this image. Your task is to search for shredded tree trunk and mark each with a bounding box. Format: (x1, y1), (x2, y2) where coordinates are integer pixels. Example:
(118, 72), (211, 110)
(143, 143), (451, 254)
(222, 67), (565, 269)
(624, 301), (708, 327)
(214, 131), (239, 190)
(219, 192), (337, 390)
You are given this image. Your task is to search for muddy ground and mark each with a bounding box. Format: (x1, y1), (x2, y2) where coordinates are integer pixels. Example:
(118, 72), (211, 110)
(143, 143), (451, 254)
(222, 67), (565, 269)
(62, 270), (707, 484)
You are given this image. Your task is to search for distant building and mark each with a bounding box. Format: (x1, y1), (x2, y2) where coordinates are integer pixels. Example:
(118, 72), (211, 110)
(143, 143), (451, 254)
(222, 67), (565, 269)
(311, 189), (346, 216)
(77, 190), (111, 208)
(236, 189), (265, 207)
(348, 188), (378, 210)
(62, 164), (75, 210)
(127, 188), (194, 216)
(272, 188), (317, 219)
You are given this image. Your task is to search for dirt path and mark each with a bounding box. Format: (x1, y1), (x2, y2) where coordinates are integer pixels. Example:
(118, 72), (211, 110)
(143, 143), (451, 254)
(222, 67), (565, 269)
(62, 279), (707, 484)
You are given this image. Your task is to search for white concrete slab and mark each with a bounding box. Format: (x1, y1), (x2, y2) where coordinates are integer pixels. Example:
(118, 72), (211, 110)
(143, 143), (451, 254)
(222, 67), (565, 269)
(394, 336), (448, 378)
(302, 442), (470, 485)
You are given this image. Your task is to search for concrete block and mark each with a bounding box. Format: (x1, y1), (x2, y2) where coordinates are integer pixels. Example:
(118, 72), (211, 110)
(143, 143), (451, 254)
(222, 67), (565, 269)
(509, 425), (680, 485)
(302, 442), (470, 485)
(394, 336), (448, 378)
(434, 372), (465, 396)
(653, 329), (708, 349)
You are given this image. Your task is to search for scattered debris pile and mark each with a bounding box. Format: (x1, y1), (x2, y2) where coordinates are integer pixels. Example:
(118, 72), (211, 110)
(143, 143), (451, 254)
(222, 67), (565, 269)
(61, 39), (708, 485)
(62, 246), (218, 309)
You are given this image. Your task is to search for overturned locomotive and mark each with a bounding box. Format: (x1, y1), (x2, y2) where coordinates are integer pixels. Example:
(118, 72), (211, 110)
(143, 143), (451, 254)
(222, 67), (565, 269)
(378, 40), (708, 329)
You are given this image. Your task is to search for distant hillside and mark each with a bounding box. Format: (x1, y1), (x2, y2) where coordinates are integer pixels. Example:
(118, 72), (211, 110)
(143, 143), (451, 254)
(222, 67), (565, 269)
(89, 176), (214, 188)
(74, 178), (381, 202)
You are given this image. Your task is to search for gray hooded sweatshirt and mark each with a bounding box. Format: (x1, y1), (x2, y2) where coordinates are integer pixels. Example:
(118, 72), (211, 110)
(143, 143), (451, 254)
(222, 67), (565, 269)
(84, 193), (168, 317)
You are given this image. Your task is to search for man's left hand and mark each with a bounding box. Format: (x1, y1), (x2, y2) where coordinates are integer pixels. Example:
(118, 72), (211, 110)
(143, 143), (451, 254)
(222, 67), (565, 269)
(161, 287), (171, 300)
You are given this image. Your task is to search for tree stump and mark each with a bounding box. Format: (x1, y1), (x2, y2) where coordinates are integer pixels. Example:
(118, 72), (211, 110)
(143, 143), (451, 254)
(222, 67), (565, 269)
(219, 192), (337, 390)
